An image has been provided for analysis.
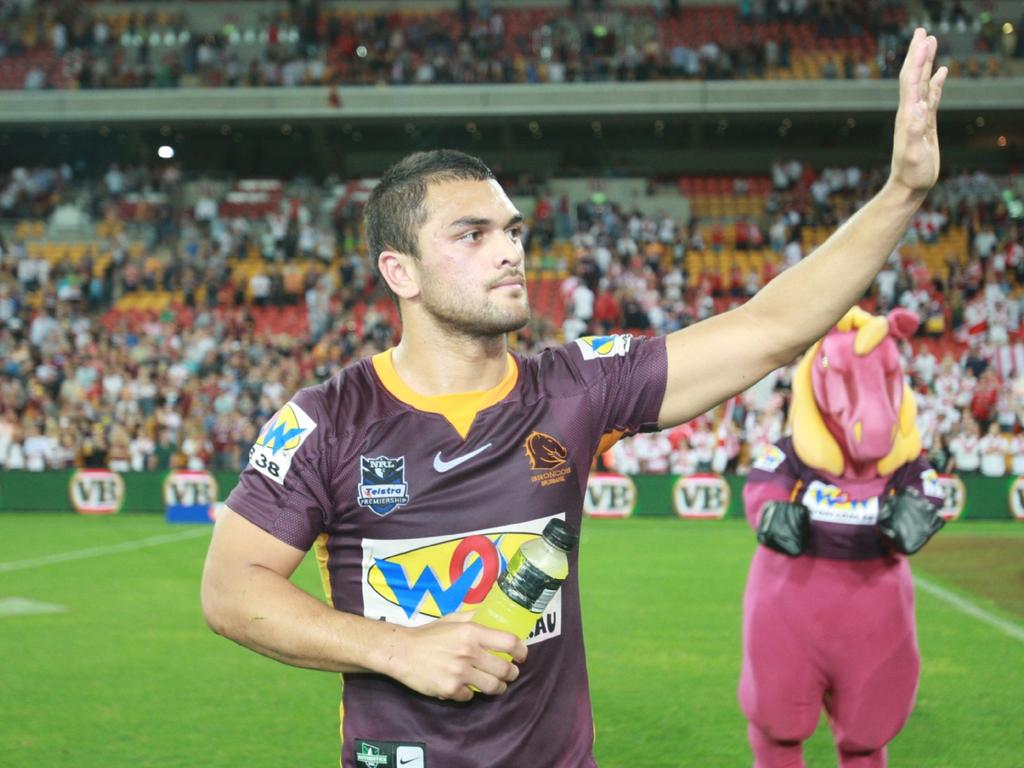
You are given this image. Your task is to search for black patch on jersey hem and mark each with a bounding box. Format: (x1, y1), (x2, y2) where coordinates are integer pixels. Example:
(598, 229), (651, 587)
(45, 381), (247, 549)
(353, 739), (427, 768)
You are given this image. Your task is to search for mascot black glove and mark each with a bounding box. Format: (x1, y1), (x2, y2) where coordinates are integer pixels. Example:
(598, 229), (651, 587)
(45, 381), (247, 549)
(757, 501), (809, 557)
(877, 488), (945, 555)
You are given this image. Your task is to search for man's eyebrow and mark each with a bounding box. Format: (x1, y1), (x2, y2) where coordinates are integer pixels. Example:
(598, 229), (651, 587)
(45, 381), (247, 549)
(447, 214), (524, 230)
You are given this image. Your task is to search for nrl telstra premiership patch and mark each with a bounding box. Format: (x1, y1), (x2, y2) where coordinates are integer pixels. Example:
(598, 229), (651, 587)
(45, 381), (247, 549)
(354, 739), (426, 768)
(357, 455), (411, 516)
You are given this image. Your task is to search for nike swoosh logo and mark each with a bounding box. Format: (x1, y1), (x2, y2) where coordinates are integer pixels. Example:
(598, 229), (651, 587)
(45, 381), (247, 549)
(399, 759), (421, 766)
(433, 443), (493, 473)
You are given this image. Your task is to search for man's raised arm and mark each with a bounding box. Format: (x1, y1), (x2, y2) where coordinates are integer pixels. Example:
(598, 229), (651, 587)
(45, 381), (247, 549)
(658, 28), (947, 429)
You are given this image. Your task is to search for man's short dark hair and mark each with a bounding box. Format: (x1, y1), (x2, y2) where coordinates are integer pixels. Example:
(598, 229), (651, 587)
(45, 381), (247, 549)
(364, 150), (495, 305)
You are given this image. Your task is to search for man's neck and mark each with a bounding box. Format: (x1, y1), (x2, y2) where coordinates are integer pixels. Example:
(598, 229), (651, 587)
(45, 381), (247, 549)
(390, 324), (509, 396)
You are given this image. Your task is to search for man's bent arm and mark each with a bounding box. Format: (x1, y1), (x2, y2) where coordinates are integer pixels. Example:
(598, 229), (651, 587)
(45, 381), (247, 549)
(658, 28), (947, 428)
(201, 507), (526, 702)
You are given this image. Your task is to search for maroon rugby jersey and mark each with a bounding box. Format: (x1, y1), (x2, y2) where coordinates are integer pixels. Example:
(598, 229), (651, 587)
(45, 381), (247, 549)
(747, 437), (943, 560)
(225, 334), (667, 768)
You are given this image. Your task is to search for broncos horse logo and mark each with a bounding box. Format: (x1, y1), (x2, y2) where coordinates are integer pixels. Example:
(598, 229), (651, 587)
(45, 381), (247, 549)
(524, 431), (569, 470)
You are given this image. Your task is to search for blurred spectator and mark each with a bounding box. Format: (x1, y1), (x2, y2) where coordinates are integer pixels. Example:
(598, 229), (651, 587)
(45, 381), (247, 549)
(948, 418), (982, 473)
(978, 422), (1009, 477)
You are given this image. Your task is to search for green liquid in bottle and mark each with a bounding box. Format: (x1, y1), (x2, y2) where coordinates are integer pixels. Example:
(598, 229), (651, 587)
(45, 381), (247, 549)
(473, 519), (577, 663)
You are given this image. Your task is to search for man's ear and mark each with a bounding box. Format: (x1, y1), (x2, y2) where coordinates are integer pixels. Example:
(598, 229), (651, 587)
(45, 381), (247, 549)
(378, 250), (421, 300)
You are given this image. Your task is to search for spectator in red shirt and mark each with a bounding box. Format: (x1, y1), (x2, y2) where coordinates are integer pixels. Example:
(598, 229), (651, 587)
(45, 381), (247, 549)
(592, 286), (622, 334)
(970, 368), (1000, 431)
(735, 219), (750, 250)
(710, 222), (726, 252)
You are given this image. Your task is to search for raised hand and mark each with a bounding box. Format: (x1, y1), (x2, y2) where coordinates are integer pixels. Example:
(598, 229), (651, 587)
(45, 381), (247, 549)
(890, 28), (948, 196)
(383, 611), (527, 702)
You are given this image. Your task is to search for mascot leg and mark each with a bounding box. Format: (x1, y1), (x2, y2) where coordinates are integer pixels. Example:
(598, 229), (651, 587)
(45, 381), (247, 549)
(746, 722), (809, 768)
(740, 551), (823, 768)
(834, 745), (887, 768)
(824, 565), (920, 768)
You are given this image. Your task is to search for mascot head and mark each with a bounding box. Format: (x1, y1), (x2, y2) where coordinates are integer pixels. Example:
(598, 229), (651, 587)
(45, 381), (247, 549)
(790, 306), (921, 479)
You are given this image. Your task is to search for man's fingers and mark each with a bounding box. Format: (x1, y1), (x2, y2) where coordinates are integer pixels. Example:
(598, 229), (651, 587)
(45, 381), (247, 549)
(919, 34), (936, 95)
(475, 625), (528, 663)
(929, 66), (948, 111)
(439, 684), (475, 703)
(900, 29), (938, 115)
(457, 653), (520, 699)
(899, 28), (926, 105)
(927, 65), (948, 133)
(510, 641), (527, 664)
(465, 667), (508, 696)
(472, 648), (520, 684)
(898, 28), (924, 81)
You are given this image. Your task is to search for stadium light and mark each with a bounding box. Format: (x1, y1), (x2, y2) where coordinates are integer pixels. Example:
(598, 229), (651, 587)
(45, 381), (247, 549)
(157, 145), (175, 160)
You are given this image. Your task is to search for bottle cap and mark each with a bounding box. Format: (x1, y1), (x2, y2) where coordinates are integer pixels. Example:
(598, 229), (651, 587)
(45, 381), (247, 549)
(542, 518), (579, 553)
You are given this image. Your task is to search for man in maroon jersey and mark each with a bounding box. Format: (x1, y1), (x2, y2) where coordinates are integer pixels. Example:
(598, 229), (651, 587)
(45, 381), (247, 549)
(202, 29), (946, 768)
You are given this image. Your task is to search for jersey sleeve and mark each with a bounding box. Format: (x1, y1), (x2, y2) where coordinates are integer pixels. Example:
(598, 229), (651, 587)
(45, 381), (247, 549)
(224, 389), (331, 550)
(562, 334), (668, 449)
(742, 438), (802, 529)
(890, 453), (945, 509)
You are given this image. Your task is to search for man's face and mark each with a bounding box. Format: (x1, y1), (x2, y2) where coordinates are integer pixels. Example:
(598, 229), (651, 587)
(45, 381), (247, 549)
(411, 178), (529, 336)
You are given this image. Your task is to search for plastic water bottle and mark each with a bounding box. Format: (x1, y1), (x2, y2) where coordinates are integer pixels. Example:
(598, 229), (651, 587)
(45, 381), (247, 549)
(472, 518), (579, 661)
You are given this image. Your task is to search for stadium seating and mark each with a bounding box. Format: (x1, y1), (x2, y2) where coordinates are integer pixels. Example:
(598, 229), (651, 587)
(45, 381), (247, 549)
(1, 2), (1019, 89)
(2, 156), (1021, 473)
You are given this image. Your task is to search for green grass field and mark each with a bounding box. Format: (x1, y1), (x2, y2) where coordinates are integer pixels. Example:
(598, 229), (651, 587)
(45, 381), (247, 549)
(1, 514), (1022, 767)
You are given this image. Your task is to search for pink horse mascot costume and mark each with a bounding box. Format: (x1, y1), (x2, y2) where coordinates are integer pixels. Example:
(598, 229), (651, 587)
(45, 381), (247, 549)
(740, 307), (945, 768)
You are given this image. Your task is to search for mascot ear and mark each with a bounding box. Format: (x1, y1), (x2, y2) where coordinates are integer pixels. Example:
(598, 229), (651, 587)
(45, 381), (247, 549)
(887, 309), (920, 340)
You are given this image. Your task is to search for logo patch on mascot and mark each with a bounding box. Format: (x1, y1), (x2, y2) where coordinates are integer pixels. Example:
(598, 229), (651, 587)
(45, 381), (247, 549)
(802, 480), (880, 525)
(920, 468), (944, 500)
(753, 445), (786, 472)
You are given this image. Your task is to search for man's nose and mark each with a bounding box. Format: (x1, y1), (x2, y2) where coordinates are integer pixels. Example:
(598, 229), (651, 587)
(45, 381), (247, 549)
(494, 234), (523, 267)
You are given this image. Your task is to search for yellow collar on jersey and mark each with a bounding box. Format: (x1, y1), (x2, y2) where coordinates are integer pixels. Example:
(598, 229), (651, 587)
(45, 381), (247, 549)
(371, 349), (519, 439)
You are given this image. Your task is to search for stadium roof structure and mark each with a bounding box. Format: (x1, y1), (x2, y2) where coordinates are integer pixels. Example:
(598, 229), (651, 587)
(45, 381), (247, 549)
(0, 79), (1020, 176)
(1, 79), (1022, 123)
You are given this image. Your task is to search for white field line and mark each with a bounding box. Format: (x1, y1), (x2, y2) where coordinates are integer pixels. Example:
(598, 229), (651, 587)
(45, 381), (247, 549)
(0, 597), (68, 616)
(915, 574), (1024, 644)
(0, 527), (210, 574)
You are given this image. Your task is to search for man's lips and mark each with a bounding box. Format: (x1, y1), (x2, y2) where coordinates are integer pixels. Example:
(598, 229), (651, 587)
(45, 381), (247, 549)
(491, 276), (526, 289)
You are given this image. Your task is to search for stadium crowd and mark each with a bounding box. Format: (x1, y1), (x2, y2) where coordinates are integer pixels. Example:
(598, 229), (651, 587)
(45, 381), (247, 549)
(555, 161), (1024, 478)
(0, 155), (1022, 478)
(0, 0), (1020, 90)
